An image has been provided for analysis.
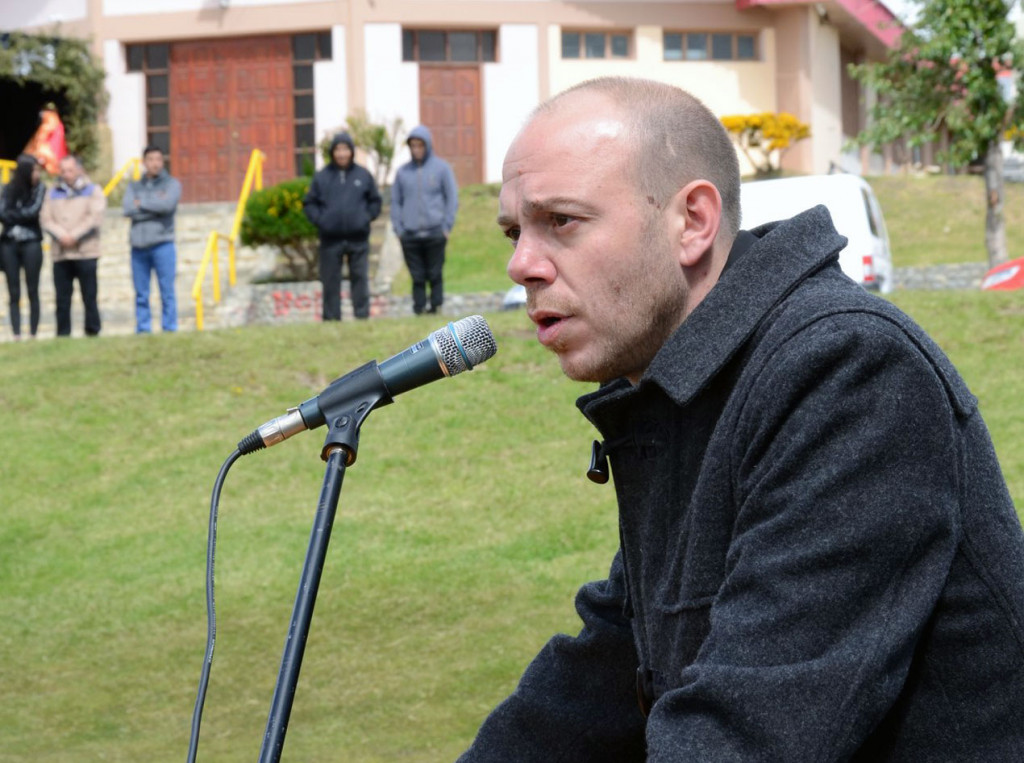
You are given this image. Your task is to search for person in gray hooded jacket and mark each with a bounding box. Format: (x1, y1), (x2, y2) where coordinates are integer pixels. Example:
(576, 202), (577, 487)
(390, 125), (458, 315)
(460, 76), (1024, 761)
(123, 145), (182, 333)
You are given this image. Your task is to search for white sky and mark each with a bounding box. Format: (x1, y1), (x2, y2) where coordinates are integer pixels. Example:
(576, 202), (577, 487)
(883, 0), (1021, 26)
(882, 0), (916, 23)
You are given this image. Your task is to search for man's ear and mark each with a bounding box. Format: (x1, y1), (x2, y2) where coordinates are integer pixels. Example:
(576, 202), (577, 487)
(667, 180), (723, 268)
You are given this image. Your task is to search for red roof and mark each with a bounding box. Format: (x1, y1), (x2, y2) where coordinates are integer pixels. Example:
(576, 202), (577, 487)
(736, 0), (903, 49)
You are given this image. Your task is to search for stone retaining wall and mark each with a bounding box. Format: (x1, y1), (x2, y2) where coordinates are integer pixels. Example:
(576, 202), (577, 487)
(217, 280), (508, 327)
(893, 263), (988, 291)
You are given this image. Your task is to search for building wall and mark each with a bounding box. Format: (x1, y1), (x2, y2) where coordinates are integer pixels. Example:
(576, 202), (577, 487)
(363, 23), (421, 175)
(361, 19), (540, 182)
(7, 0), (888, 190)
(102, 39), (146, 173)
(314, 24), (348, 164)
(91, 1), (338, 43)
(810, 17), (843, 174)
(548, 25), (776, 121)
(482, 24), (540, 183)
(773, 8), (812, 173)
(102, 0), (313, 15)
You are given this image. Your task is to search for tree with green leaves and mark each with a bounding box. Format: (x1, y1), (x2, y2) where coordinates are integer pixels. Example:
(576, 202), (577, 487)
(850, 0), (1024, 266)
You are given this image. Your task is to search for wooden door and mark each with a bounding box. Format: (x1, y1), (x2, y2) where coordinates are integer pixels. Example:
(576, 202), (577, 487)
(418, 66), (483, 187)
(170, 36), (294, 202)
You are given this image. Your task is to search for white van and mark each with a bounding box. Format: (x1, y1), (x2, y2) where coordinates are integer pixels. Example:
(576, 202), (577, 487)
(740, 174), (895, 294)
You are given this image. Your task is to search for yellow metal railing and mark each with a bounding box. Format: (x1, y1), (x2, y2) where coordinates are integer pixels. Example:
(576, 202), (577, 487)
(102, 157), (141, 197)
(191, 149), (265, 331)
(0, 159), (16, 184)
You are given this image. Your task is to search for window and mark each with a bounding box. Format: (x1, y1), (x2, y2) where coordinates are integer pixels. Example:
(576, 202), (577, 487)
(125, 42), (172, 169)
(711, 34), (732, 60)
(663, 31), (758, 62)
(737, 35), (757, 60)
(687, 34), (708, 61)
(561, 31), (631, 59)
(419, 31), (446, 61)
(562, 33), (580, 59)
(664, 33), (683, 61)
(450, 32), (478, 62)
(402, 30), (497, 63)
(292, 32), (333, 176)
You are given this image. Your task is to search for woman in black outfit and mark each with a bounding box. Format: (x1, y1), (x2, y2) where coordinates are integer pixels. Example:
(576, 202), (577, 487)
(0, 154), (46, 339)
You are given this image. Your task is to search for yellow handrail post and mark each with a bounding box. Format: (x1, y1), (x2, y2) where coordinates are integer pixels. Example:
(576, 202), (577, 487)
(212, 236), (222, 304)
(195, 292), (205, 332)
(0, 159), (17, 184)
(192, 231), (221, 332)
(192, 147), (265, 331)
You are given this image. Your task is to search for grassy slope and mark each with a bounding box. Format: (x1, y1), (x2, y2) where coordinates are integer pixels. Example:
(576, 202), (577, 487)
(869, 173), (1024, 267)
(2, 177), (1023, 761)
(0, 315), (617, 761)
(395, 175), (1024, 296)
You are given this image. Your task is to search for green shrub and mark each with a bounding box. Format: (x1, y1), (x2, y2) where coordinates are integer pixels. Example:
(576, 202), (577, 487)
(240, 177), (318, 280)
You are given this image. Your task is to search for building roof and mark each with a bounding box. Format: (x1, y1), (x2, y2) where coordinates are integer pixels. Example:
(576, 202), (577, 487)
(737, 0), (903, 56)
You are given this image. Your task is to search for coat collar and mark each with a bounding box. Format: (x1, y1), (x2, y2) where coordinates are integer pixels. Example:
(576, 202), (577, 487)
(578, 205), (847, 416)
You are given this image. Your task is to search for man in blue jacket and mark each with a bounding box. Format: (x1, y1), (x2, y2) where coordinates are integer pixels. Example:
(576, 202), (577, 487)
(303, 132), (382, 321)
(460, 76), (1024, 760)
(123, 145), (182, 333)
(390, 126), (458, 315)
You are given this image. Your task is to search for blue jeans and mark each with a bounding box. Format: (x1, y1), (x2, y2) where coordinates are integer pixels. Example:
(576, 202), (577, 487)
(131, 241), (177, 332)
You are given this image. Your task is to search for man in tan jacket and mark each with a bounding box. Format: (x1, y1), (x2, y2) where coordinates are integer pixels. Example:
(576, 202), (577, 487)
(40, 155), (106, 336)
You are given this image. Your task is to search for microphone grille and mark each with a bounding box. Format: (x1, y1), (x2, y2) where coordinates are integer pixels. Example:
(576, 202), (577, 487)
(432, 315), (498, 375)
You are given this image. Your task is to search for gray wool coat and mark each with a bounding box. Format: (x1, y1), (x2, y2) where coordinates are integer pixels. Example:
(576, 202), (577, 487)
(459, 206), (1024, 761)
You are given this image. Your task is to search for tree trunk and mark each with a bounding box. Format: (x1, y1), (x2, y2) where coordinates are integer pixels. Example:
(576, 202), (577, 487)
(984, 140), (1008, 267)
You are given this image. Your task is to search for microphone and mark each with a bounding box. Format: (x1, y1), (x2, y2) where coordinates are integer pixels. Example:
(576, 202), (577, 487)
(237, 315), (497, 455)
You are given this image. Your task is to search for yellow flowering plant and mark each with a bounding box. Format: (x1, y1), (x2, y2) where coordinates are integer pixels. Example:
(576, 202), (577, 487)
(720, 112), (811, 177)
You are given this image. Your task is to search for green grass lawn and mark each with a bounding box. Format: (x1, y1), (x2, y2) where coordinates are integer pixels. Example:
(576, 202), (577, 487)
(2, 175), (1023, 761)
(870, 173), (1024, 267)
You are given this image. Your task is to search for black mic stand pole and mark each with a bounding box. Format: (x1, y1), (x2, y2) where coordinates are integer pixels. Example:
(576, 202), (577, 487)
(257, 363), (390, 763)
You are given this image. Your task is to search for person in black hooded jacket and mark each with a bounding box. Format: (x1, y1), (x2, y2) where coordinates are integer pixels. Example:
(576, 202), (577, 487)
(302, 132), (382, 320)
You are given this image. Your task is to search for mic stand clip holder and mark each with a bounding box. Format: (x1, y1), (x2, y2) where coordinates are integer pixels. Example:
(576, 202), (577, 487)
(258, 361), (391, 763)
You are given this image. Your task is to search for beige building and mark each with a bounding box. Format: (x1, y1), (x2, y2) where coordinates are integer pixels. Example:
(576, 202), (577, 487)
(8, 0), (901, 201)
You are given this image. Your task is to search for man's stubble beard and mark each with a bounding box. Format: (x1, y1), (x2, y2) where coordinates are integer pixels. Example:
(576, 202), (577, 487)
(555, 214), (688, 385)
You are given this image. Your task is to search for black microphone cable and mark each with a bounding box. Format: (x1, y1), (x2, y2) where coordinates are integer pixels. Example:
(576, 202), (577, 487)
(184, 317), (497, 760)
(186, 447), (243, 763)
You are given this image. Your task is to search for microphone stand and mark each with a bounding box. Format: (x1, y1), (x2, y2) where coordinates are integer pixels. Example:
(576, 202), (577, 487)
(257, 363), (390, 763)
